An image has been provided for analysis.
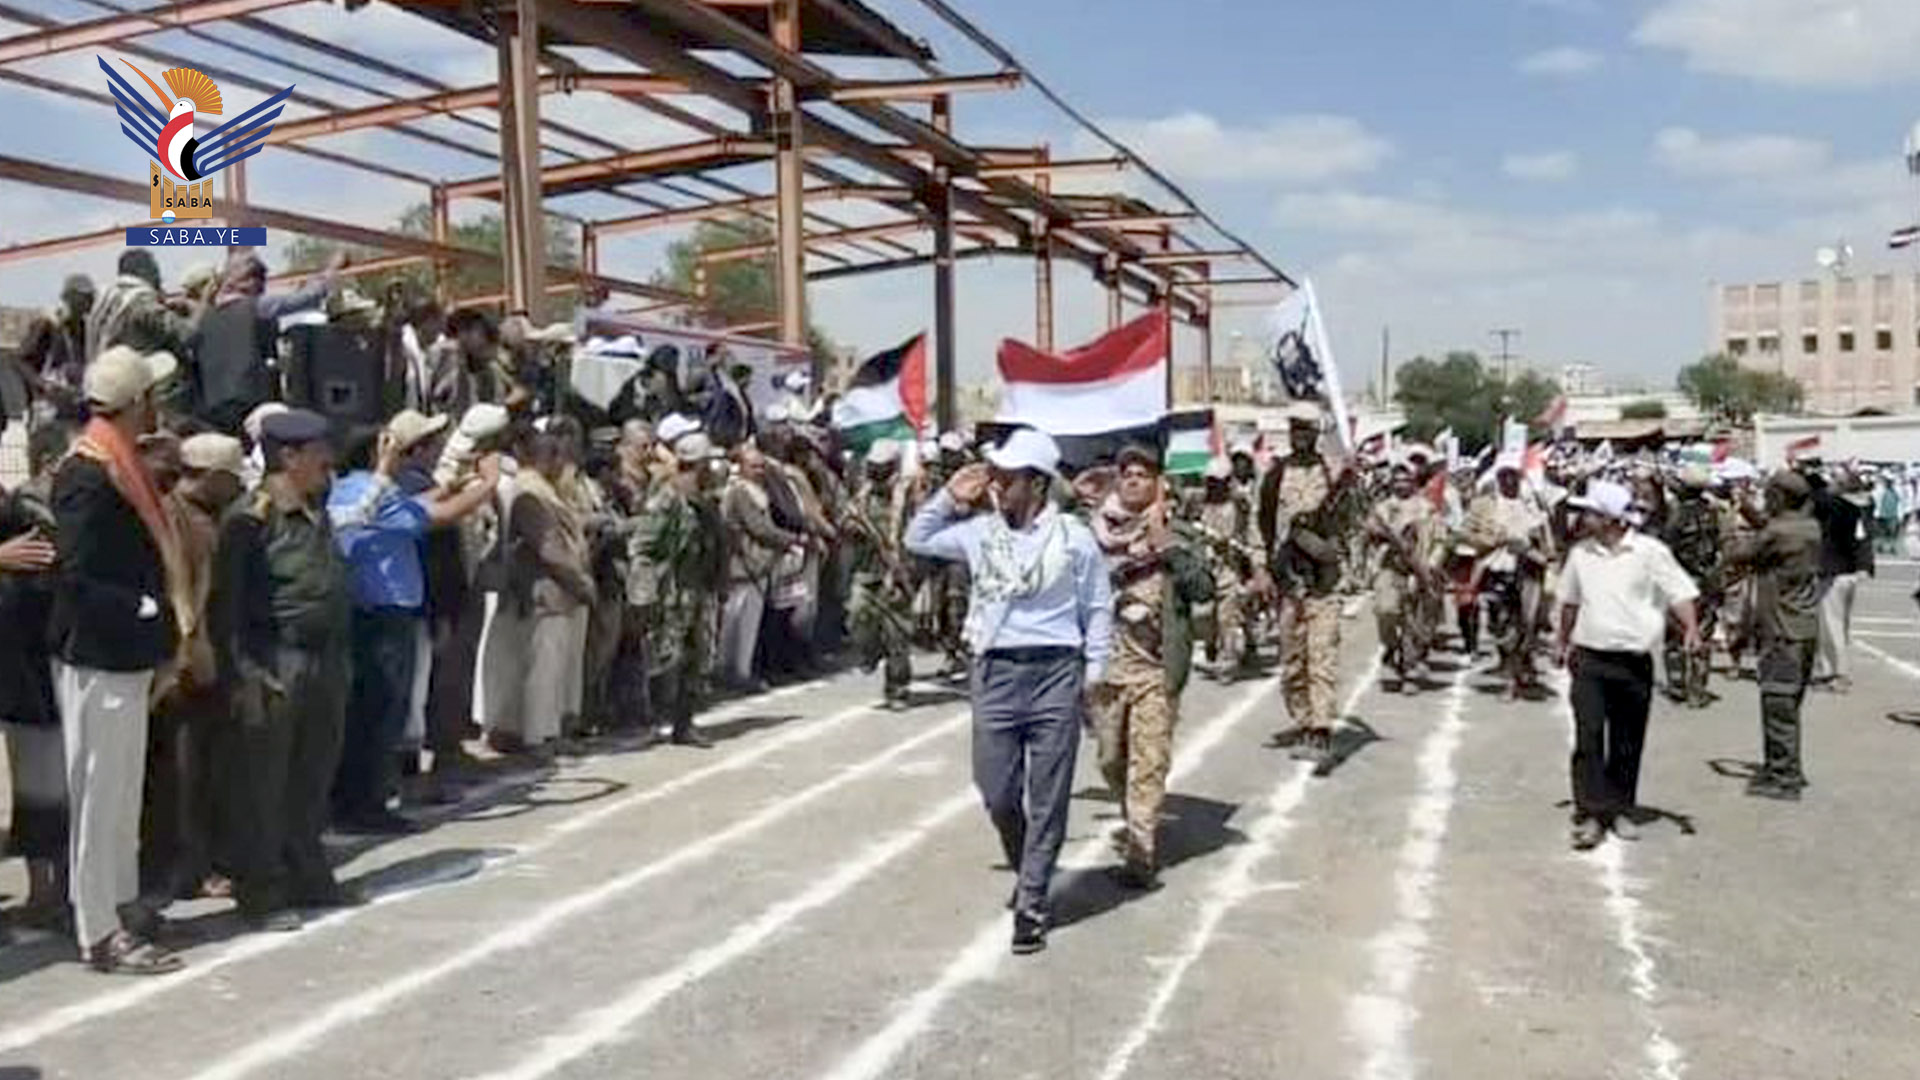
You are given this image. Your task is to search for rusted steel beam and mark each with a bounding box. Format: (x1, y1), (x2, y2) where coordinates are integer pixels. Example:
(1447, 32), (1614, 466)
(830, 72), (1020, 102)
(443, 138), (777, 201)
(0, 0), (306, 64)
(593, 184), (916, 235)
(699, 220), (928, 263)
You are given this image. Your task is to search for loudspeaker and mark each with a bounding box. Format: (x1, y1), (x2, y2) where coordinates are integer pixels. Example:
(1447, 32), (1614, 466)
(284, 323), (386, 425)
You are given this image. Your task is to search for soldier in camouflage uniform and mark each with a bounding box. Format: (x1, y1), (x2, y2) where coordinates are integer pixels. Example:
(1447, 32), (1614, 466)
(1088, 444), (1214, 888)
(1367, 462), (1441, 693)
(627, 433), (721, 747)
(1257, 402), (1357, 767)
(848, 440), (915, 708)
(1196, 457), (1256, 675)
(1662, 466), (1723, 707)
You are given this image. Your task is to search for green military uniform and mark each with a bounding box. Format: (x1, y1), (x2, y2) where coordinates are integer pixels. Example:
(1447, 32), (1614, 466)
(1728, 479), (1823, 796)
(629, 479), (702, 733)
(1662, 479), (1724, 707)
(848, 470), (914, 706)
(212, 481), (353, 919)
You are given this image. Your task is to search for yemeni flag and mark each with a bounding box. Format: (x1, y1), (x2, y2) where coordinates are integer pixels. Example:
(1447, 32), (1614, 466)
(995, 310), (1171, 469)
(1891, 225), (1920, 251)
(1786, 434), (1821, 462)
(832, 334), (928, 452)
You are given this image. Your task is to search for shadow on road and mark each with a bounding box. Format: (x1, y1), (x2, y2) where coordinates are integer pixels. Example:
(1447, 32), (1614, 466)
(1051, 793), (1246, 931)
(1707, 757), (1764, 781)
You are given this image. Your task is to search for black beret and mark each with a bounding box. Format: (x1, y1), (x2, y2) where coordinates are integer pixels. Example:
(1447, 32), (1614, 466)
(260, 408), (331, 447)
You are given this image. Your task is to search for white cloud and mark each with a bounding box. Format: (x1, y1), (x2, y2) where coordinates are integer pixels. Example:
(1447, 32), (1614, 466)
(1502, 150), (1579, 181)
(1652, 126), (1831, 177)
(1636, 0), (1920, 87)
(1517, 46), (1603, 77)
(1093, 111), (1393, 185)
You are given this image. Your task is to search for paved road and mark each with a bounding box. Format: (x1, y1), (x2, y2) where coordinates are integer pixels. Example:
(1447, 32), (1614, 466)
(3, 577), (1919, 1080)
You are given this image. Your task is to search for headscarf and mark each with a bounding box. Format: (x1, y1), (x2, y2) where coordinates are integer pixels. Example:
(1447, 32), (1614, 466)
(71, 416), (192, 635)
(1092, 489), (1166, 578)
(967, 504), (1072, 654)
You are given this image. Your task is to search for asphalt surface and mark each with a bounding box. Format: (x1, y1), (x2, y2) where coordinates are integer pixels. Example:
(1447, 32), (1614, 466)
(3, 573), (1919, 1080)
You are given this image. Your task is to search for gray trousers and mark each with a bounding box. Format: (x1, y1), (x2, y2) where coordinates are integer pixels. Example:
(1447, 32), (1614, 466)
(721, 581), (766, 687)
(971, 648), (1084, 921)
(55, 664), (153, 949)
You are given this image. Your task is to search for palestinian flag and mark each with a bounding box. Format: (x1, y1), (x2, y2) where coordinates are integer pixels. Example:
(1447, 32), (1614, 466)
(1163, 409), (1216, 476)
(832, 334), (928, 452)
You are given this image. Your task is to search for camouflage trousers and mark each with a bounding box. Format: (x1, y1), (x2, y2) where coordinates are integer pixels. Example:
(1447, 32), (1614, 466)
(1089, 671), (1175, 869)
(1664, 586), (1721, 706)
(849, 575), (914, 699)
(1281, 594), (1342, 731)
(1205, 569), (1251, 670)
(1373, 568), (1435, 682)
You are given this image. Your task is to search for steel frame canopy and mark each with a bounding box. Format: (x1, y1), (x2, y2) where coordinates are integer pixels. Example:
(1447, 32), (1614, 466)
(0, 0), (1294, 426)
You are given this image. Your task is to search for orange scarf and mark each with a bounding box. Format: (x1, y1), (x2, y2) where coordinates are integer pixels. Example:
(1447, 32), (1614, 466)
(72, 417), (194, 636)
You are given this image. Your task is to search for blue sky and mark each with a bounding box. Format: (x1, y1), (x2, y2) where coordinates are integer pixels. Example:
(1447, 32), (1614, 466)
(5, 0), (1920, 393)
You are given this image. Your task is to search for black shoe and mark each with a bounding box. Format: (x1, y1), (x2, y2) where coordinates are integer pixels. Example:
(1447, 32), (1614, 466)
(1110, 862), (1161, 891)
(337, 809), (420, 836)
(1745, 776), (1803, 801)
(245, 909), (304, 933)
(670, 727), (714, 749)
(1570, 817), (1606, 850)
(1011, 912), (1047, 955)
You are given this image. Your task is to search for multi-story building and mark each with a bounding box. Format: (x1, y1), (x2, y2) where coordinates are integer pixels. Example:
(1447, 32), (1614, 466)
(1712, 273), (1920, 415)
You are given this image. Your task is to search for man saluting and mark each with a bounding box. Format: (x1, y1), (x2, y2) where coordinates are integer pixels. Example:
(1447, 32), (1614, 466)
(906, 428), (1112, 956)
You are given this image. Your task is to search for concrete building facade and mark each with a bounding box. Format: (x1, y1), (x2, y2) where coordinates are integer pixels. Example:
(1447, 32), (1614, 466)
(1713, 273), (1920, 415)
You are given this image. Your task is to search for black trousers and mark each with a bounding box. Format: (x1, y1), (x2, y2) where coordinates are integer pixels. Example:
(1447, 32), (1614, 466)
(336, 609), (420, 820)
(1568, 647), (1654, 820)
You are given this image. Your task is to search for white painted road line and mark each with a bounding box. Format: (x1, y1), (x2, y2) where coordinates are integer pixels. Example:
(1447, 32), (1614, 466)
(0, 687), (879, 1058)
(1347, 663), (1471, 1080)
(1098, 656), (1384, 1080)
(470, 789), (982, 1080)
(1859, 639), (1920, 679)
(1855, 630), (1920, 639)
(183, 709), (972, 1080)
(1555, 685), (1687, 1080)
(815, 674), (1314, 1080)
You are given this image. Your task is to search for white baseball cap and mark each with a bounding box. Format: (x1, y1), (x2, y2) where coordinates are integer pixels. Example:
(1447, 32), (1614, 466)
(1568, 479), (1633, 522)
(385, 409), (451, 453)
(85, 345), (178, 412)
(984, 427), (1060, 478)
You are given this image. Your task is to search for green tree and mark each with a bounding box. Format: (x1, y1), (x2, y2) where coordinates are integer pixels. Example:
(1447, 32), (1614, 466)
(280, 205), (579, 313)
(1393, 351), (1562, 453)
(1677, 353), (1802, 425)
(1620, 398), (1668, 420)
(653, 216), (837, 360)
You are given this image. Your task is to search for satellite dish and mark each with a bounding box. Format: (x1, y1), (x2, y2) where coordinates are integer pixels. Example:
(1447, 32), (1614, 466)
(1817, 247), (1838, 270)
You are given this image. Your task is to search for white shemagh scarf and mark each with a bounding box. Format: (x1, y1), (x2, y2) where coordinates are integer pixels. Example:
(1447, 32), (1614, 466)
(966, 506), (1073, 654)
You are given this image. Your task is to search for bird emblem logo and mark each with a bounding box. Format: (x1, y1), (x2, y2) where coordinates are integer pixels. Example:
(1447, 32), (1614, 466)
(98, 56), (293, 225)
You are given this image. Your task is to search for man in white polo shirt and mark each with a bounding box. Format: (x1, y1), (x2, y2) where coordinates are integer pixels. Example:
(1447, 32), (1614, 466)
(1552, 479), (1700, 851)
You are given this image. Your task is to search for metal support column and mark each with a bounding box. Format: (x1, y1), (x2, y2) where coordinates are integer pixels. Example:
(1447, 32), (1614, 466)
(1198, 264), (1213, 405)
(581, 222), (599, 307)
(1104, 254), (1123, 329)
(221, 159), (249, 236)
(430, 183), (450, 307)
(508, 0), (546, 318)
(771, 0), (807, 347)
(494, 18), (524, 312)
(1033, 147), (1054, 350)
(1160, 226), (1174, 408)
(931, 93), (956, 432)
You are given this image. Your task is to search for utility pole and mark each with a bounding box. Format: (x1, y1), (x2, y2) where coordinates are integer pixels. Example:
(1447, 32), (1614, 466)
(1379, 324), (1391, 407)
(1491, 327), (1522, 382)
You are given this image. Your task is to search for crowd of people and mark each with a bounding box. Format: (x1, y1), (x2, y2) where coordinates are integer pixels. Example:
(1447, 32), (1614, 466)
(0, 246), (1893, 965)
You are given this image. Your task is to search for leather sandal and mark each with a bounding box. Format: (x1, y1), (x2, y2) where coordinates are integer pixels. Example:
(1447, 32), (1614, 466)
(87, 930), (184, 976)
